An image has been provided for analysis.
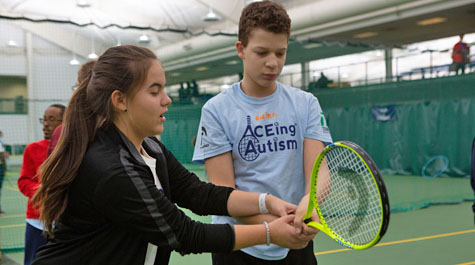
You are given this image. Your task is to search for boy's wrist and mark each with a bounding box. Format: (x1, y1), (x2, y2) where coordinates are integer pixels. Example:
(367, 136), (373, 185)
(259, 193), (269, 214)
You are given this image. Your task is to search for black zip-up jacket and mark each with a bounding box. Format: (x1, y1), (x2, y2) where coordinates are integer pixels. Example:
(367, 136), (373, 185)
(33, 125), (235, 265)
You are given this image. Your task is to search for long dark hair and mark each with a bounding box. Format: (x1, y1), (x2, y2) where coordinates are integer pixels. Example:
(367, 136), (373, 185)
(32, 45), (157, 236)
(77, 60), (96, 85)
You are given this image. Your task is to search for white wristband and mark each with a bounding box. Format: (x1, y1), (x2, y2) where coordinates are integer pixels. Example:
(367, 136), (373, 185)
(263, 221), (270, 246)
(258, 193), (269, 214)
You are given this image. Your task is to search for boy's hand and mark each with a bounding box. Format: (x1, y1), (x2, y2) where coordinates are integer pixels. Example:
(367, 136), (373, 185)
(266, 194), (297, 217)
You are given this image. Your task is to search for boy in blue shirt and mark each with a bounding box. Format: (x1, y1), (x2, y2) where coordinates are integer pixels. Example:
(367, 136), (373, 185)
(193, 1), (331, 264)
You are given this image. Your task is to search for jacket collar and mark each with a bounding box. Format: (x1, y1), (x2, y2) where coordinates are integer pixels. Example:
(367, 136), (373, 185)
(99, 124), (171, 198)
(100, 124), (154, 165)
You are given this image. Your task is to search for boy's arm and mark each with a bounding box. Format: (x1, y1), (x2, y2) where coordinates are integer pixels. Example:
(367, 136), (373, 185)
(294, 138), (330, 233)
(294, 138), (325, 234)
(205, 151), (235, 188)
(205, 152), (281, 224)
(303, 138), (325, 194)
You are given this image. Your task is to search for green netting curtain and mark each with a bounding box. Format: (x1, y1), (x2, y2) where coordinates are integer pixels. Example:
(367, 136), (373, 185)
(325, 98), (474, 177)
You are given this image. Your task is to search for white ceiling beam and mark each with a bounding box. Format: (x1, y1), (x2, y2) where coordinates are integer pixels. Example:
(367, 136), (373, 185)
(0, 1), (9, 10)
(13, 20), (108, 59)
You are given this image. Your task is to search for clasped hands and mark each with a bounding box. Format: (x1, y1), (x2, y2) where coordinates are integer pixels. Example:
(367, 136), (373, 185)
(264, 194), (319, 249)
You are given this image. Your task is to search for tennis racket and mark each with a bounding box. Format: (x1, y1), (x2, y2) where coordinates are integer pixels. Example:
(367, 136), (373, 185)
(421, 155), (448, 178)
(304, 141), (390, 250)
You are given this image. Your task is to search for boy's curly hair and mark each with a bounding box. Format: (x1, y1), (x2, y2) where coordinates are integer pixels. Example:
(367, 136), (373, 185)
(238, 1), (291, 47)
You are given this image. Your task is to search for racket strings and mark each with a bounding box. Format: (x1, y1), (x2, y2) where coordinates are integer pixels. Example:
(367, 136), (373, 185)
(316, 147), (382, 245)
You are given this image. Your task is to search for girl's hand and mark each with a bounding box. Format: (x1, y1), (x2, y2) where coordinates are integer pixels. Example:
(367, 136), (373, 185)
(269, 215), (316, 249)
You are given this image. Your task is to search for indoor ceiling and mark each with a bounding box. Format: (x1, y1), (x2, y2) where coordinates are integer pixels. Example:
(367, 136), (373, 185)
(0, 0), (474, 85)
(162, 0), (475, 85)
(321, 4), (475, 47)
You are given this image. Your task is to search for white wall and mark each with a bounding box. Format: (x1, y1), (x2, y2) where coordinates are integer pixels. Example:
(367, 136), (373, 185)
(1, 20), (81, 145)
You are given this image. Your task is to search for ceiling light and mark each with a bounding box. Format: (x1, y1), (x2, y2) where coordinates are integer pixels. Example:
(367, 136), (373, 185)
(203, 7), (221, 22)
(76, 0), (90, 8)
(195, 66), (209, 71)
(225, 60), (239, 65)
(221, 84), (231, 89)
(170, 72), (181, 77)
(303, 43), (322, 49)
(70, 58), (80, 65)
(88, 52), (98, 59)
(416, 17), (447, 26)
(88, 35), (98, 59)
(7, 40), (17, 47)
(246, 0), (263, 5)
(139, 34), (150, 43)
(70, 53), (80, 65)
(353, 32), (378, 39)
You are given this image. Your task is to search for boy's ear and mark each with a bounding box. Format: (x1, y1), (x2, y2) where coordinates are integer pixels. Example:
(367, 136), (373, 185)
(110, 90), (127, 112)
(236, 41), (245, 59)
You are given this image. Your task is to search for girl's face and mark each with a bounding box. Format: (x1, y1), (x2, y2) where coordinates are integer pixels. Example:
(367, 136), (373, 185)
(124, 60), (172, 139)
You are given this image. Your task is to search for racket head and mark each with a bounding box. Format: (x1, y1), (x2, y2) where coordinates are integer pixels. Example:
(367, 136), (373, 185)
(421, 155), (449, 178)
(306, 141), (390, 250)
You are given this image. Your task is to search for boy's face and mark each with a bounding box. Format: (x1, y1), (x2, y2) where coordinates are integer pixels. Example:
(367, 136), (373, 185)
(237, 28), (288, 90)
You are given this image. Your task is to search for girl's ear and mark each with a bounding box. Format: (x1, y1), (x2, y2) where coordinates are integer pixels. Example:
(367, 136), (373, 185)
(110, 90), (127, 112)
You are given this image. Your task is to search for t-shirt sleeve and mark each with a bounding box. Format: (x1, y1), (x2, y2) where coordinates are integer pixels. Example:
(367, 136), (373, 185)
(305, 95), (333, 143)
(192, 102), (233, 163)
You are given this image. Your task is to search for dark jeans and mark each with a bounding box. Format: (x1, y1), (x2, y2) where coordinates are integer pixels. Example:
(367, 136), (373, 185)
(455, 62), (466, 75)
(212, 241), (317, 265)
(24, 223), (48, 265)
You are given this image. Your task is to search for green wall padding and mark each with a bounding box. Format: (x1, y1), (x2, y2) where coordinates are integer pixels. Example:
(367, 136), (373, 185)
(161, 103), (205, 163)
(325, 99), (474, 176)
(161, 74), (475, 177)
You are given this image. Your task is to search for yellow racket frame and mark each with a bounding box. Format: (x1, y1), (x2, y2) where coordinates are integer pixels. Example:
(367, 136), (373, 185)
(304, 141), (387, 250)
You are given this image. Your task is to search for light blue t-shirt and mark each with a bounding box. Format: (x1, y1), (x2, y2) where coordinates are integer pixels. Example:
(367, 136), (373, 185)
(193, 81), (332, 260)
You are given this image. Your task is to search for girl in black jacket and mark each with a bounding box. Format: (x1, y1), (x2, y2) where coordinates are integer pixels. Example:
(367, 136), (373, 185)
(31, 45), (317, 265)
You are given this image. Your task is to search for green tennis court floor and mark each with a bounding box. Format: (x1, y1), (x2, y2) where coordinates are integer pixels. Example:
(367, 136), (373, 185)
(2, 201), (474, 265)
(171, 201), (475, 265)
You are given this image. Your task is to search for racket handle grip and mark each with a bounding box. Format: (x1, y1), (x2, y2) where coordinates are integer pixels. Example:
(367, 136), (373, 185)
(304, 219), (320, 230)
